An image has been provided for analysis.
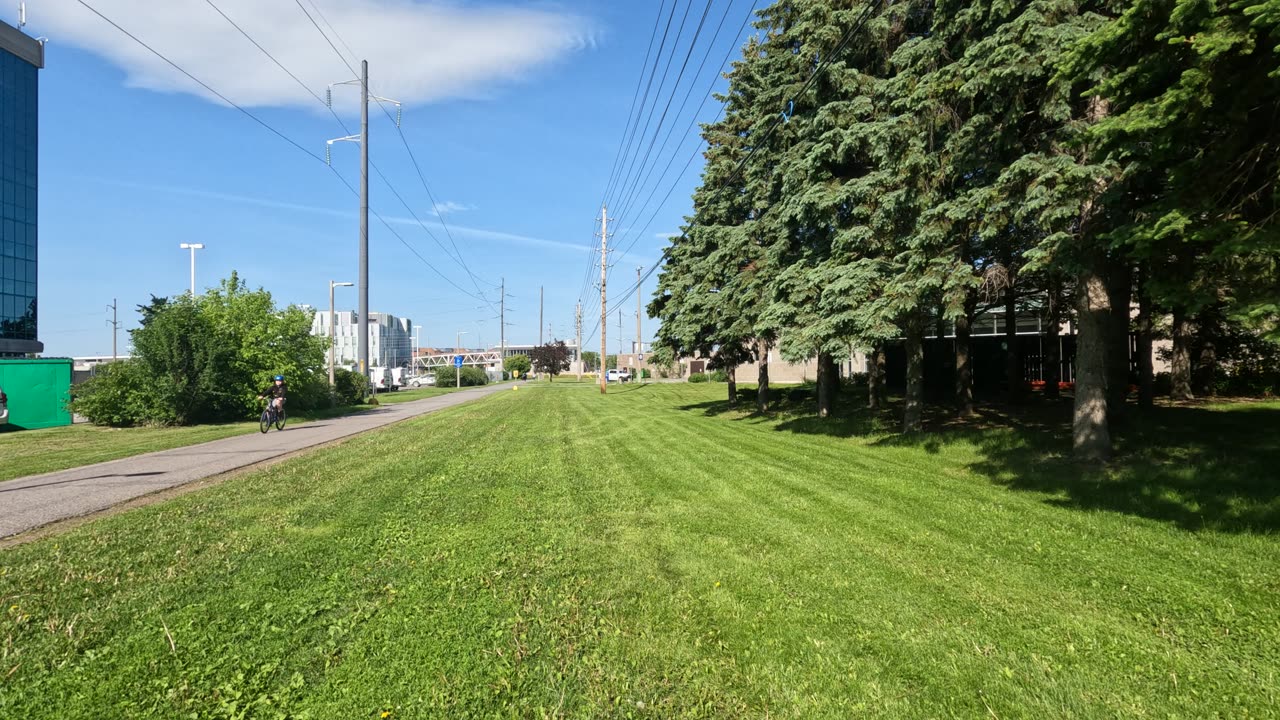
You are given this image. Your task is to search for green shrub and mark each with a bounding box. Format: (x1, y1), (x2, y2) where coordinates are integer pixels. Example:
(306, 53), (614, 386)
(287, 372), (334, 411)
(433, 366), (489, 387)
(332, 368), (366, 406)
(710, 369), (729, 382)
(504, 354), (532, 377)
(688, 373), (709, 384)
(640, 369), (652, 379)
(70, 360), (162, 427)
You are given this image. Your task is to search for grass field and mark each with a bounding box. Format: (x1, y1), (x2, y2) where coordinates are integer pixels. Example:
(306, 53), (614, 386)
(1, 383), (1277, 718)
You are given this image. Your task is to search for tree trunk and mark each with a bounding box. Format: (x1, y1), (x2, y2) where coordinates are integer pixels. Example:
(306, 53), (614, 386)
(1136, 270), (1154, 409)
(903, 314), (925, 433)
(1044, 277), (1062, 400)
(1194, 312), (1218, 397)
(1004, 281), (1021, 404)
(1171, 309), (1195, 400)
(868, 343), (885, 411)
(757, 338), (770, 413)
(1106, 264), (1132, 426)
(1073, 264), (1112, 462)
(817, 351), (834, 418)
(727, 366), (738, 407)
(955, 296), (974, 416)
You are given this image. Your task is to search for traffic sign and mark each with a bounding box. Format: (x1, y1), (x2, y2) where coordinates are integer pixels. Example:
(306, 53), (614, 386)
(454, 355), (464, 368)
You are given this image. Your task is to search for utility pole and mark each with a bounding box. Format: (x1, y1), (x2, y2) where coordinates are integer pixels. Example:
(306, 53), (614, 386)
(599, 205), (608, 394)
(575, 301), (583, 380)
(539, 286), (544, 346)
(499, 277), (506, 363)
(636, 265), (644, 379)
(327, 60), (399, 398)
(358, 60), (369, 395)
(107, 299), (120, 361)
(618, 310), (624, 357)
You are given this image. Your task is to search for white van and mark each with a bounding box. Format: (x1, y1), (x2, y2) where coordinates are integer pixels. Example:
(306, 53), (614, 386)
(369, 367), (394, 392)
(390, 367), (408, 390)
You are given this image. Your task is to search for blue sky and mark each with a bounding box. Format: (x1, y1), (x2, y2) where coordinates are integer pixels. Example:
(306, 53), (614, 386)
(27, 0), (758, 356)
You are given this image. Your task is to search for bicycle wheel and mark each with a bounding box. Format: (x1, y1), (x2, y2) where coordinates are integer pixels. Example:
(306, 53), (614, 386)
(260, 409), (272, 433)
(275, 408), (286, 431)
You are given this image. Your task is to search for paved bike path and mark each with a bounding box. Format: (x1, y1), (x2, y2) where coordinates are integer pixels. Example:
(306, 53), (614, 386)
(0, 385), (509, 539)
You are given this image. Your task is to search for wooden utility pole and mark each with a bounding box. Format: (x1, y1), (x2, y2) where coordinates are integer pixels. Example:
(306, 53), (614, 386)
(636, 266), (643, 379)
(575, 301), (583, 381)
(599, 205), (608, 394)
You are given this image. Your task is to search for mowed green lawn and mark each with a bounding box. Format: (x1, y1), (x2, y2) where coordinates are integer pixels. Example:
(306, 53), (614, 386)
(1, 383), (1277, 718)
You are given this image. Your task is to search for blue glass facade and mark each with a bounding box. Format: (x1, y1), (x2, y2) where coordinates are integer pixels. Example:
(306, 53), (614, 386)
(0, 25), (39, 355)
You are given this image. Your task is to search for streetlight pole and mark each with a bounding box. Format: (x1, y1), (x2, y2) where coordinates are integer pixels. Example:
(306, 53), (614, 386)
(413, 324), (422, 374)
(329, 281), (353, 385)
(456, 330), (469, 389)
(179, 243), (204, 296)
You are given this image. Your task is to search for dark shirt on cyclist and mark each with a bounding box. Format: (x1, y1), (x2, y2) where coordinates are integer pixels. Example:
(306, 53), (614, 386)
(261, 382), (288, 399)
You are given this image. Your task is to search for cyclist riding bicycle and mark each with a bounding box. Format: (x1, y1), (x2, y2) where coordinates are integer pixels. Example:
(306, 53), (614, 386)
(258, 375), (287, 414)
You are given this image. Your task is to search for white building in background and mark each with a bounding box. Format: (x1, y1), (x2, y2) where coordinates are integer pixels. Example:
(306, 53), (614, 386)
(312, 311), (413, 369)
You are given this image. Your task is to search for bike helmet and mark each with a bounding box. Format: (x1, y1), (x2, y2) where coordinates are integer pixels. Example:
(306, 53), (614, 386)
(274, 375), (284, 381)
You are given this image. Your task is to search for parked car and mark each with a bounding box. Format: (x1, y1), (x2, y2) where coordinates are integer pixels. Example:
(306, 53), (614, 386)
(605, 369), (632, 383)
(407, 373), (436, 388)
(0, 385), (7, 426)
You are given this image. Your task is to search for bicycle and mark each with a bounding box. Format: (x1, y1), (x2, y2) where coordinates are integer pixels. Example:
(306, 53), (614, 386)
(259, 398), (287, 433)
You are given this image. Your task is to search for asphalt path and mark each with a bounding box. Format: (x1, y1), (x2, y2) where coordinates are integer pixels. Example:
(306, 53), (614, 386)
(0, 384), (508, 539)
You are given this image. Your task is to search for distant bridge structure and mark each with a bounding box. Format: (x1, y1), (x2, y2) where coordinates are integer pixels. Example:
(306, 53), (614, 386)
(413, 351), (502, 373)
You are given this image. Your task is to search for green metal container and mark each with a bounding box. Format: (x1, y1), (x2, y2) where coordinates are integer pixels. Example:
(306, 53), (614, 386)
(0, 358), (73, 430)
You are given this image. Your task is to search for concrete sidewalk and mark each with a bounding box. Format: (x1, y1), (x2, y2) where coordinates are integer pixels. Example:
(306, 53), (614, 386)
(0, 384), (509, 539)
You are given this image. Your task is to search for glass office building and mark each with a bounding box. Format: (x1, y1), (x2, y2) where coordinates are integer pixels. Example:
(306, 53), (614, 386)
(0, 20), (42, 356)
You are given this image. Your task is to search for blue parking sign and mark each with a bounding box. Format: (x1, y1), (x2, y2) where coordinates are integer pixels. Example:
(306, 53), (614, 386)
(454, 355), (464, 368)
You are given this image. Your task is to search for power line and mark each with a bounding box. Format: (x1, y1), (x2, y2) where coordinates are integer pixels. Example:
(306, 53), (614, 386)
(293, 0), (359, 79)
(304, 0), (360, 67)
(602, 0), (685, 208)
(608, 0), (759, 258)
(609, 2), (883, 317)
(606, 0), (699, 213)
(76, 0), (325, 164)
(288, 0), (499, 306)
(597, 0), (670, 212)
(77, 0), (490, 307)
(610, 0), (718, 224)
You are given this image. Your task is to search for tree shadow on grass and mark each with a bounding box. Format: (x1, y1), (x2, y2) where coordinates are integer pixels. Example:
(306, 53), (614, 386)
(879, 402), (1280, 534)
(674, 380), (1280, 533)
(677, 384), (888, 437)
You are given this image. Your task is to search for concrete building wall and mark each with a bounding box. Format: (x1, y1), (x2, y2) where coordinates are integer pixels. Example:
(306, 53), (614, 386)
(312, 311), (413, 368)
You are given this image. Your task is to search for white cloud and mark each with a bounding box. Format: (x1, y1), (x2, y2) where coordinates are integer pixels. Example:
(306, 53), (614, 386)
(33, 0), (596, 110)
(430, 200), (473, 216)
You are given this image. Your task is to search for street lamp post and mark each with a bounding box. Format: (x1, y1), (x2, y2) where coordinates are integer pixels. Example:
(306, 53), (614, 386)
(413, 324), (422, 374)
(456, 330), (469, 389)
(179, 243), (204, 296)
(328, 281), (354, 385)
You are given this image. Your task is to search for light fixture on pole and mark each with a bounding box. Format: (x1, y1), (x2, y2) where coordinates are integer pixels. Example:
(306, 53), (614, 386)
(455, 330), (469, 389)
(179, 243), (205, 296)
(328, 281), (354, 385)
